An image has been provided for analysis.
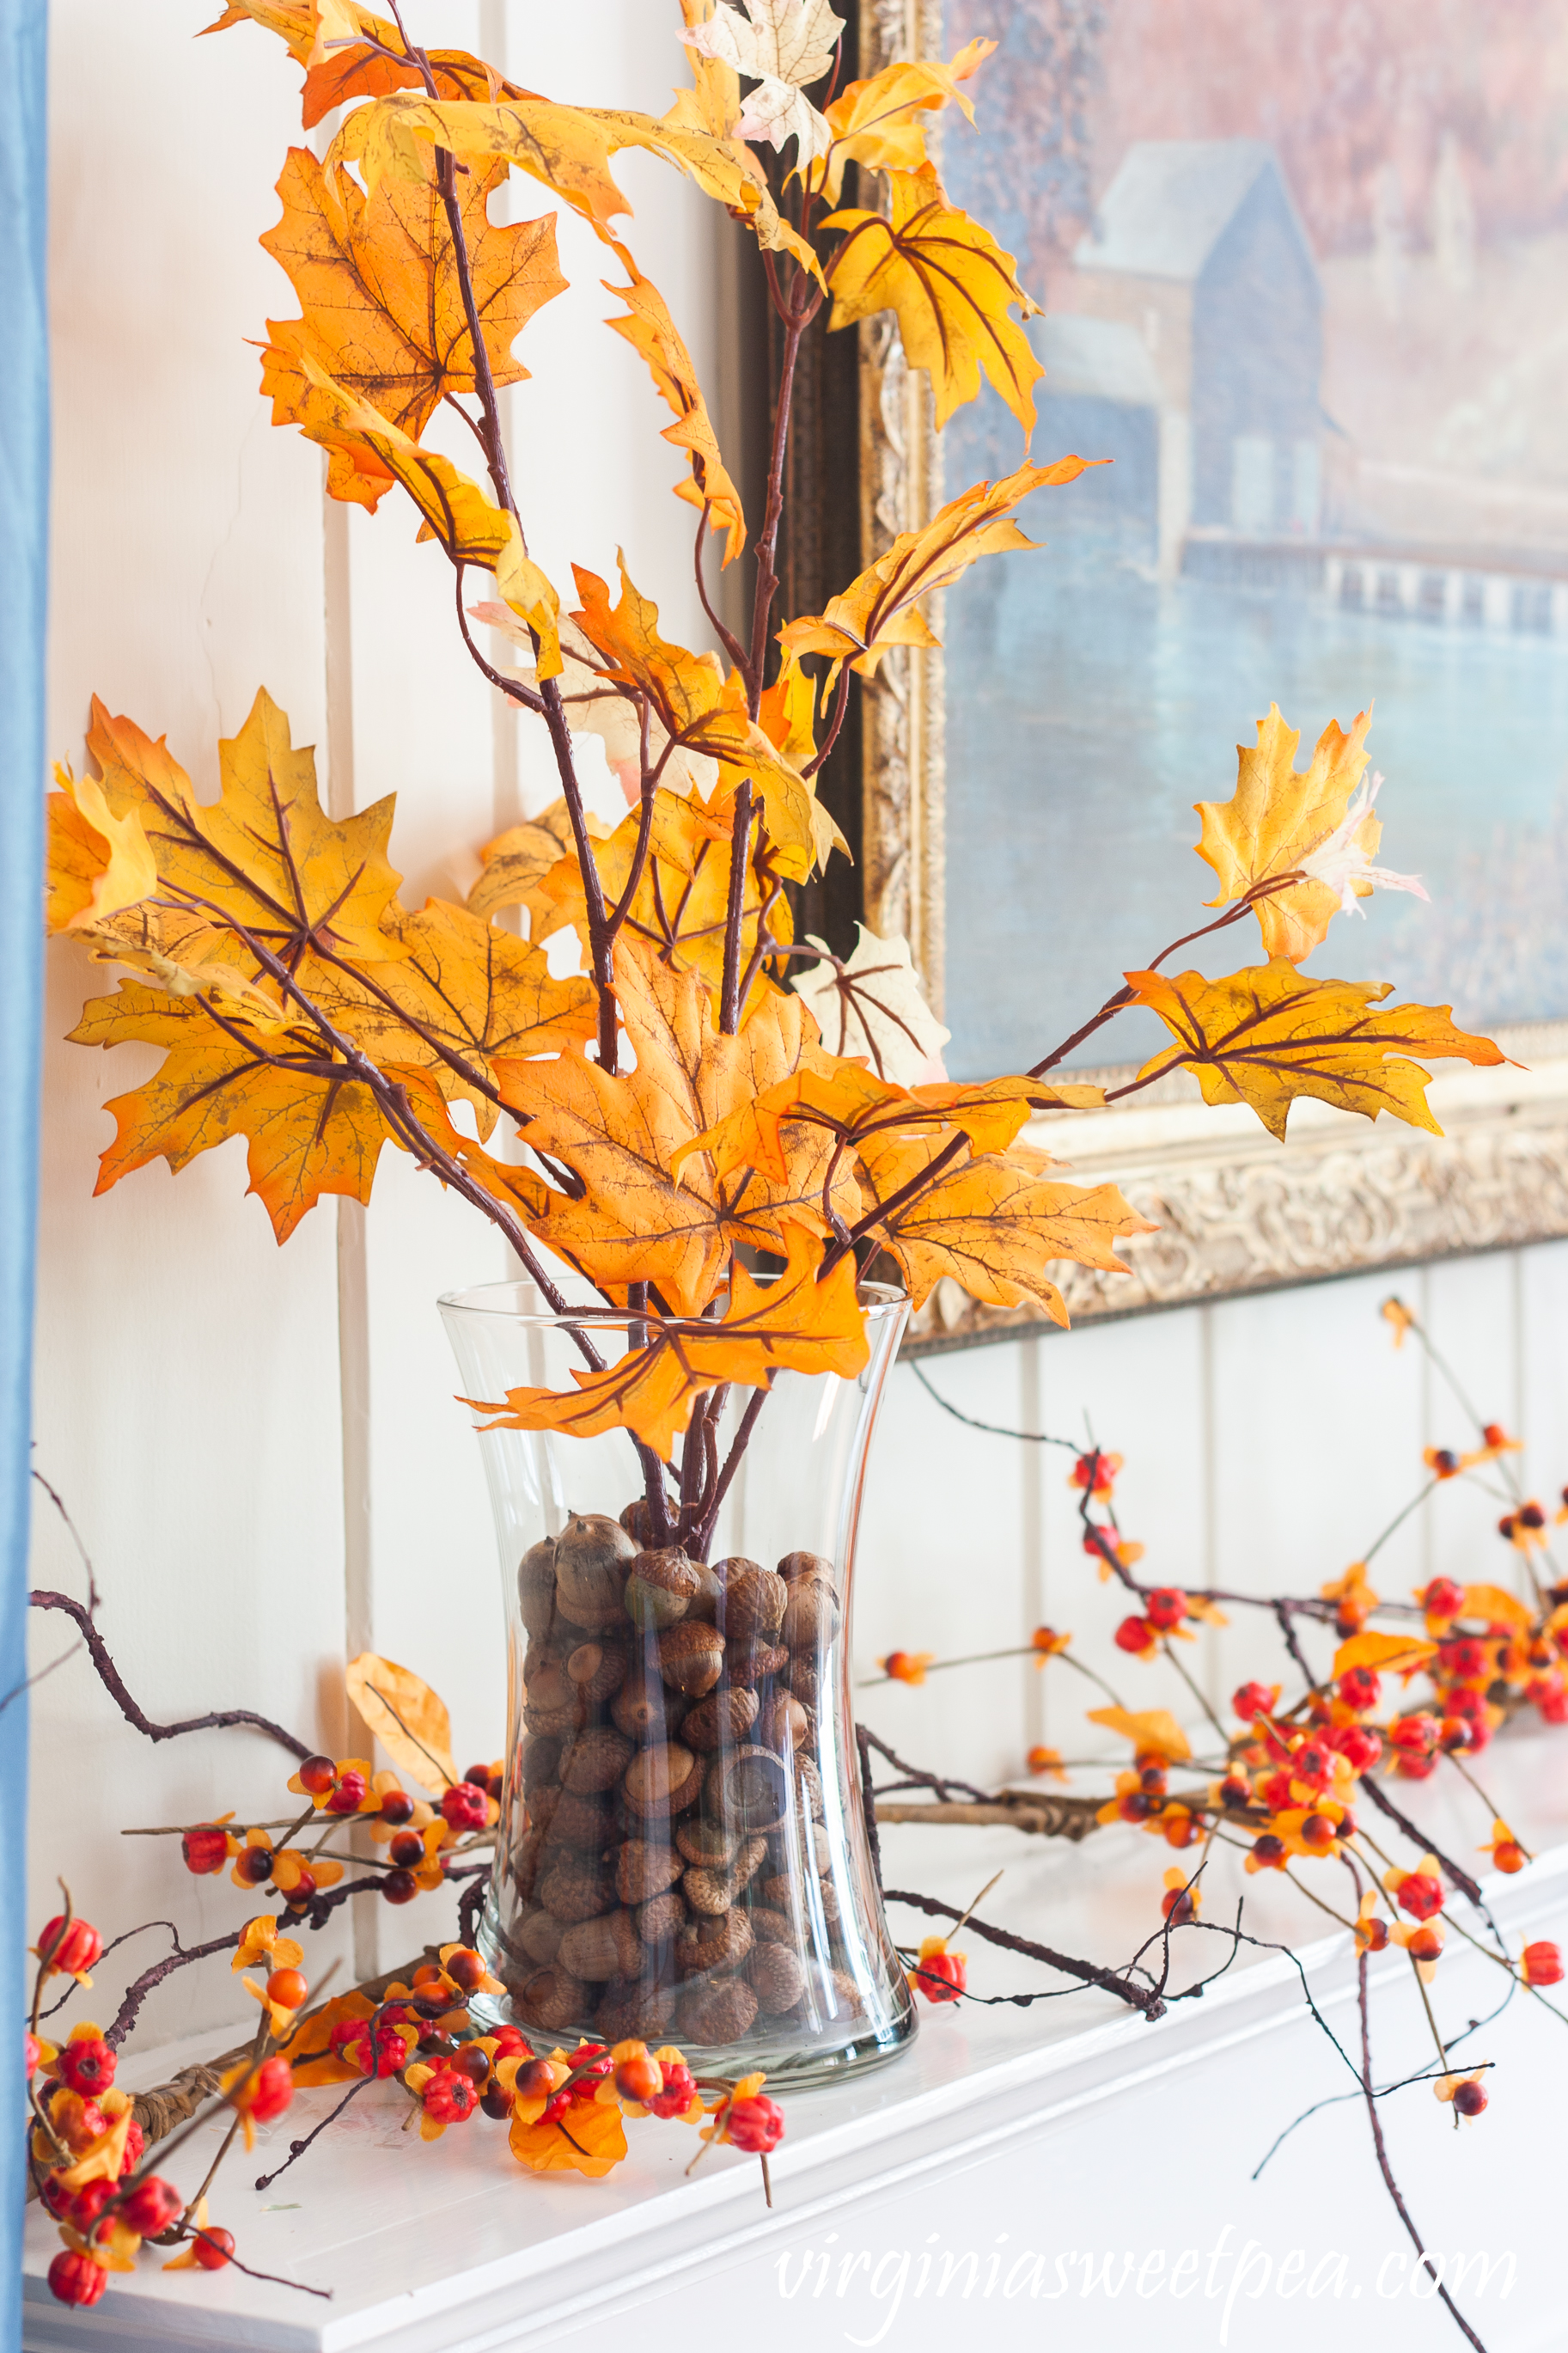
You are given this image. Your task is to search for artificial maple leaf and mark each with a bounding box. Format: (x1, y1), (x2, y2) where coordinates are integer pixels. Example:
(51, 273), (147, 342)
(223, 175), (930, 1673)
(1126, 962), (1507, 1142)
(813, 41), (994, 204)
(302, 37), (526, 130)
(1460, 1584), (1534, 1632)
(854, 1131), (1150, 1323)
(308, 898), (596, 1134)
(522, 786), (787, 1011)
(791, 923), (949, 1081)
(467, 799), (582, 921)
(1087, 1707), (1192, 1763)
(1331, 1629), (1439, 1681)
(276, 1990), (377, 2086)
(261, 146), (564, 443)
(668, 0), (742, 139)
(603, 239), (747, 565)
(571, 561), (820, 873)
(824, 165), (1043, 435)
(683, 0), (845, 91)
(1194, 705), (1427, 963)
(493, 936), (851, 1311)
(199, 0), (326, 65)
(383, 1066), (550, 1227)
(45, 769), (156, 936)
(779, 459), (1088, 680)
(70, 982), (397, 1242)
(81, 692), (404, 977)
(262, 349), (516, 564)
(472, 1221), (868, 1458)
(509, 2087), (629, 2178)
(345, 1652), (459, 1792)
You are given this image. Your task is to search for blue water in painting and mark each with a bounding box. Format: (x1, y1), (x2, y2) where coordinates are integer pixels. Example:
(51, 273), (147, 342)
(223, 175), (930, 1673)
(943, 480), (1568, 1079)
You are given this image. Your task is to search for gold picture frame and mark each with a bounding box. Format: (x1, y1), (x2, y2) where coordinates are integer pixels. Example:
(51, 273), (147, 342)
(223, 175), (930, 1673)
(853, 4), (1568, 1356)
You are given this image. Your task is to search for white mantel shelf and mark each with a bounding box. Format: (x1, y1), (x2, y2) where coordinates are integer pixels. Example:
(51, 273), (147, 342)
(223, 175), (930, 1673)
(25, 1731), (1568, 2353)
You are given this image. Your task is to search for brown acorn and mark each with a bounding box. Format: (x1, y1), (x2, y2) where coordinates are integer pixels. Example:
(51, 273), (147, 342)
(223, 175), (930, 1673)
(558, 1725), (632, 1794)
(517, 1909), (564, 1965)
(517, 1537), (559, 1637)
(680, 1975), (759, 2044)
(725, 1640), (790, 1690)
(777, 1549), (835, 1587)
(524, 1783), (560, 1837)
(621, 1740), (701, 1820)
(522, 1662), (588, 1739)
(538, 1853), (616, 1923)
(781, 1579), (840, 1651)
(521, 1733), (563, 1792)
(746, 1940), (806, 2014)
(657, 1622), (725, 1697)
(565, 1640), (629, 1708)
(717, 1562), (787, 1641)
(541, 1788), (613, 1851)
(619, 1497), (658, 1550)
(793, 1755), (826, 1821)
(614, 1837), (684, 1906)
(553, 1513), (636, 1630)
(558, 1908), (641, 1983)
(635, 1890), (687, 1946)
(624, 1549), (701, 1631)
(705, 1745), (790, 1836)
(518, 1965), (588, 2031)
(757, 1692), (809, 1752)
(680, 1685), (759, 1755)
(611, 1672), (685, 1745)
(675, 1907), (753, 1977)
(683, 1834), (766, 1915)
(785, 1657), (821, 1710)
(675, 1816), (741, 1869)
(747, 1904), (802, 1947)
(682, 1558), (725, 1625)
(595, 1977), (680, 2042)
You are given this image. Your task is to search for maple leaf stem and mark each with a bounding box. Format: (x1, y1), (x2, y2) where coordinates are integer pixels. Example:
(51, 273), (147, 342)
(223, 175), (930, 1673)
(718, 779), (753, 1033)
(692, 497), (749, 676)
(801, 663), (851, 784)
(452, 577), (546, 717)
(747, 288), (817, 715)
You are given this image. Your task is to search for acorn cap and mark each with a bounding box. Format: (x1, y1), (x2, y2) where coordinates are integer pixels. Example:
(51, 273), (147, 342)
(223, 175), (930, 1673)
(623, 1549), (702, 1631)
(705, 1744), (790, 1836)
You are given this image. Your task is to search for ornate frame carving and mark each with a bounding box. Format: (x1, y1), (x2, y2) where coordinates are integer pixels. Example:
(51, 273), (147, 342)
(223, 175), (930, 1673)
(851, 10), (1568, 1353)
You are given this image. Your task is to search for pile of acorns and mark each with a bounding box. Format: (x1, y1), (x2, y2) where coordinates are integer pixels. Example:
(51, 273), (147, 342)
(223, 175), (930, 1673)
(503, 1507), (863, 2049)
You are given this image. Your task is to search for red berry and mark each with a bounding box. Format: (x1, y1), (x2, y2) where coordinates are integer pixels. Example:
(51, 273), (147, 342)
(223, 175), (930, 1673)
(1334, 1724), (1383, 1772)
(1389, 1713), (1438, 1755)
(328, 1769), (369, 1814)
(1292, 1743), (1331, 1788)
(422, 2067), (478, 2126)
(613, 2050), (663, 2105)
(381, 1867), (418, 1904)
(378, 1790), (414, 1826)
(64, 2179), (114, 2230)
(1250, 1835), (1286, 1870)
(1117, 1791), (1155, 1824)
(442, 1782), (489, 1834)
(1423, 1579), (1465, 1618)
(191, 2226), (235, 2270)
(297, 1754), (337, 1794)
(47, 2251), (108, 2307)
(118, 2118), (144, 2179)
(725, 2093), (785, 2154)
(57, 2037), (116, 2098)
(1482, 1423), (1508, 1449)
(36, 1916), (102, 1978)
(1138, 1762), (1168, 1794)
(388, 1830), (424, 1868)
(1406, 1924), (1443, 1962)
(513, 2057), (557, 2102)
(1492, 1840), (1525, 1873)
(266, 1967), (308, 2010)
(50, 2092), (107, 2152)
(242, 2057), (295, 2124)
(1300, 1812), (1337, 1849)
(1361, 1916), (1390, 1953)
(647, 2061), (697, 2119)
(453, 2045), (491, 2086)
(912, 1949), (966, 2003)
(338, 2022), (407, 2079)
(480, 2082), (515, 2119)
(1453, 2078), (1487, 2118)
(446, 1948), (485, 1992)
(1524, 1940), (1564, 1986)
(1521, 1503), (1546, 1531)
(281, 1868), (317, 1910)
(1231, 1683), (1278, 1724)
(490, 2026), (528, 2060)
(1162, 1887), (1196, 1924)
(119, 2174), (182, 2235)
(234, 1846), (274, 1885)
(181, 1824), (230, 1876)
(1113, 1615), (1156, 1656)
(1337, 1667), (1380, 1712)
(462, 1764), (493, 1794)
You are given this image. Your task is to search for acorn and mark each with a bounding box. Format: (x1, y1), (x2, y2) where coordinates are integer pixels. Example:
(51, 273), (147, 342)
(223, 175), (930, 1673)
(517, 1908), (564, 1965)
(706, 1745), (790, 1836)
(680, 1974), (759, 2044)
(619, 1498), (659, 1550)
(557, 1908), (642, 1983)
(757, 1692), (809, 1752)
(717, 1562), (787, 1641)
(558, 1725), (632, 1795)
(683, 1835), (766, 1915)
(615, 1837), (684, 1906)
(553, 1513), (636, 1631)
(518, 1965), (588, 2032)
(517, 1537), (558, 1637)
(777, 1549), (835, 1588)
(565, 1640), (629, 1708)
(682, 1558), (726, 1625)
(538, 1852), (616, 1923)
(675, 1906), (753, 1977)
(676, 1816), (741, 1870)
(680, 1685), (759, 1755)
(541, 1788), (613, 1851)
(595, 1977), (680, 2043)
(522, 1662), (587, 1739)
(657, 1622), (725, 1697)
(611, 1673), (685, 1745)
(786, 1657), (821, 1710)
(521, 1733), (563, 1792)
(624, 1549), (701, 1631)
(794, 1755), (826, 1822)
(726, 1640), (790, 1690)
(746, 1940), (806, 2014)
(621, 1740), (701, 1821)
(746, 1904), (802, 1947)
(635, 1890), (687, 1946)
(781, 1580), (840, 1652)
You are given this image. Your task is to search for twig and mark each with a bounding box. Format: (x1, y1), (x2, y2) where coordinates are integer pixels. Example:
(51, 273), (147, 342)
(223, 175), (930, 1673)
(882, 1890), (1163, 2018)
(27, 1592), (310, 1758)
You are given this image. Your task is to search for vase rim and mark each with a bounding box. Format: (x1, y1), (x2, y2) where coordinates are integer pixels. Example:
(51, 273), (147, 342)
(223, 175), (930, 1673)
(437, 1275), (908, 1326)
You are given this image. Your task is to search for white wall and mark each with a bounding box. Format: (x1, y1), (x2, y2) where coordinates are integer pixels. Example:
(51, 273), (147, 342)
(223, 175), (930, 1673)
(29, 2), (1568, 2053)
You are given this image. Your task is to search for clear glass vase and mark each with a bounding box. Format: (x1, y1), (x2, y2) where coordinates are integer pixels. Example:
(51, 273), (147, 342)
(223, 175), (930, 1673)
(439, 1277), (916, 2087)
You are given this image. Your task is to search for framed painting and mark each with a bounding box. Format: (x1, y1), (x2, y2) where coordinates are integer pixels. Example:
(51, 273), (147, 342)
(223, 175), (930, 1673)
(846, 0), (1568, 1351)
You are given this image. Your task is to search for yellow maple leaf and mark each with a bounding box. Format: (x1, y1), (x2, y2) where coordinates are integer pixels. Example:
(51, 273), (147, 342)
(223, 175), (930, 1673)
(813, 40), (995, 205)
(1125, 962), (1508, 1142)
(473, 1221), (869, 1458)
(261, 147), (564, 444)
(1087, 1707), (1192, 1763)
(824, 164), (1043, 435)
(603, 238), (746, 565)
(1460, 1584), (1534, 1632)
(779, 458), (1089, 680)
(509, 2087), (629, 2178)
(46, 769), (156, 938)
(467, 800), (583, 922)
(1193, 704), (1426, 963)
(1331, 1629), (1439, 1681)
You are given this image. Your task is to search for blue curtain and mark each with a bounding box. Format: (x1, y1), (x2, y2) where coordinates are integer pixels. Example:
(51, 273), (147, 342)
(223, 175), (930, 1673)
(1, 0), (48, 2338)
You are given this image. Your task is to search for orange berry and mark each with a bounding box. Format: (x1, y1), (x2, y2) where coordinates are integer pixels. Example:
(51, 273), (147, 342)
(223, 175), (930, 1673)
(265, 1967), (308, 2009)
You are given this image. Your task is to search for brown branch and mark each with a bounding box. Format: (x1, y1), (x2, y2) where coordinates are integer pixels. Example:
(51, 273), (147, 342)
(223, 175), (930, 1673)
(718, 779), (753, 1032)
(883, 1889), (1163, 2018)
(27, 1591), (310, 1758)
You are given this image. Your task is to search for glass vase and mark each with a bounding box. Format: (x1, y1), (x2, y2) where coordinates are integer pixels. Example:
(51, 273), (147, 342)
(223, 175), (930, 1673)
(439, 1277), (916, 2087)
